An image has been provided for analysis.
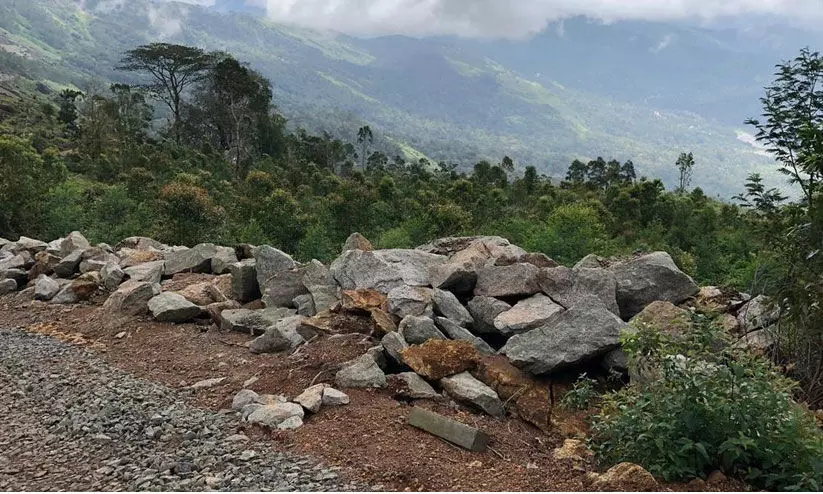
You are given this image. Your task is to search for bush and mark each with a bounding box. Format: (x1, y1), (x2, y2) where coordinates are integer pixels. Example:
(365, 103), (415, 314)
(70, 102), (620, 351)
(561, 374), (600, 410)
(591, 318), (823, 490)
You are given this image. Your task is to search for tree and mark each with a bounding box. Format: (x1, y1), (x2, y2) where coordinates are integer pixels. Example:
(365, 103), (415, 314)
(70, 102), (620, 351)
(356, 125), (373, 169)
(746, 47), (823, 207)
(620, 160), (637, 184)
(57, 89), (83, 131)
(119, 43), (213, 142)
(676, 152), (695, 192)
(501, 156), (515, 175)
(566, 159), (587, 184)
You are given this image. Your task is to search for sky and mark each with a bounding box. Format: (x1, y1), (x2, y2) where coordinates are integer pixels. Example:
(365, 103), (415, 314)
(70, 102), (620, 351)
(166, 0), (823, 38)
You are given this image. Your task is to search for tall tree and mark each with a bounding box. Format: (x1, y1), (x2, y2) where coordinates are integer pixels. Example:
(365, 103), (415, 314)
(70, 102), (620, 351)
(676, 152), (695, 192)
(119, 43), (213, 142)
(357, 125), (373, 169)
(746, 47), (823, 207)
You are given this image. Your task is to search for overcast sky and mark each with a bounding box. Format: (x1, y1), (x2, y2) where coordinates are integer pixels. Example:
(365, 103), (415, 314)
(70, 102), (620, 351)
(166, 0), (823, 38)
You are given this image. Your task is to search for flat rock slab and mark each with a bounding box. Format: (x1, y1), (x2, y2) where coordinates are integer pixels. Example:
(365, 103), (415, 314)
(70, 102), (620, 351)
(407, 407), (490, 452)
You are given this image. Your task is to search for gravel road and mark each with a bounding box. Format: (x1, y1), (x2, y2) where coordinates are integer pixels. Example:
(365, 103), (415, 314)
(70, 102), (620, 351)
(0, 327), (362, 491)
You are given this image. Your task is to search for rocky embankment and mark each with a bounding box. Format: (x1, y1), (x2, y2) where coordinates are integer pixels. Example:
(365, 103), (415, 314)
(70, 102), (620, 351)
(0, 232), (778, 436)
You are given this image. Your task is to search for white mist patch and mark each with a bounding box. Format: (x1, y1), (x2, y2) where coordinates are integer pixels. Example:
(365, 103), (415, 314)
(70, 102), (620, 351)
(736, 130), (771, 157)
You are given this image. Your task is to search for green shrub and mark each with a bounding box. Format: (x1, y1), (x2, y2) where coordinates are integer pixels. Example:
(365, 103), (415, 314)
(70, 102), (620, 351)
(591, 318), (823, 491)
(561, 374), (600, 410)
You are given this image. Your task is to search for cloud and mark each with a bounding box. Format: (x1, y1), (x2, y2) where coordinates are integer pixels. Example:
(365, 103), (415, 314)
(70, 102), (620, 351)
(251, 0), (823, 38)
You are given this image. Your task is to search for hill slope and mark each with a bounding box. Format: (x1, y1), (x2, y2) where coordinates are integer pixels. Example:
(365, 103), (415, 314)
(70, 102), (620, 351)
(0, 0), (797, 196)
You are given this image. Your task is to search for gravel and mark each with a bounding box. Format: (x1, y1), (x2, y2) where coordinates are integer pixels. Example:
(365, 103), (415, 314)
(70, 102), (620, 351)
(0, 327), (363, 491)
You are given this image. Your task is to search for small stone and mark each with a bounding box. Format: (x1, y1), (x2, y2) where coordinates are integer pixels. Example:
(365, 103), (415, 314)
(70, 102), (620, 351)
(321, 388), (350, 406)
(115, 331), (127, 339)
(232, 389), (261, 411)
(294, 384), (327, 413)
(188, 377), (226, 390)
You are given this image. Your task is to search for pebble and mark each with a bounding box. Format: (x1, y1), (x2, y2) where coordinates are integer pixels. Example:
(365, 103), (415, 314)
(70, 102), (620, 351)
(0, 328), (360, 491)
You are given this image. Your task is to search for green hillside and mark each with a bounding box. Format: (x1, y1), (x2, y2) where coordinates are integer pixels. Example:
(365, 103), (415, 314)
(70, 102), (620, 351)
(0, 0), (778, 196)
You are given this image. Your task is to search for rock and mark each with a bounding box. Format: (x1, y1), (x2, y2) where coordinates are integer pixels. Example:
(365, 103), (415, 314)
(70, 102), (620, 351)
(370, 308), (397, 335)
(148, 292), (202, 323)
(9, 236), (48, 254)
(472, 355), (551, 431)
(53, 250), (83, 278)
(707, 470), (727, 486)
(29, 251), (61, 279)
(211, 247), (239, 275)
(302, 260), (339, 312)
(434, 317), (495, 355)
(428, 262), (478, 294)
(321, 387), (350, 406)
(441, 372), (504, 417)
(718, 313), (740, 334)
(610, 252), (699, 319)
(494, 293), (564, 335)
(174, 281), (226, 307)
(431, 289), (473, 327)
(118, 249), (164, 269)
(188, 377), (226, 390)
(294, 384), (327, 413)
(261, 266), (309, 308)
(103, 280), (160, 316)
(0, 278), (17, 296)
(294, 293), (316, 316)
(246, 402), (305, 428)
(78, 247), (119, 274)
(737, 295), (780, 333)
(400, 340), (480, 380)
(123, 260), (165, 284)
(51, 284), (78, 304)
(467, 296), (511, 334)
(116, 236), (165, 251)
(205, 300), (241, 324)
(70, 272), (99, 300)
(1, 268), (27, 286)
(552, 439), (593, 466)
(34, 275), (60, 301)
(100, 262), (125, 291)
(335, 354), (387, 388)
(399, 315), (446, 345)
(250, 315), (306, 354)
(501, 305), (627, 375)
(474, 263), (541, 298)
(629, 301), (692, 339)
(602, 349), (629, 372)
(589, 463), (658, 491)
(164, 243), (223, 275)
(733, 328), (776, 354)
(342, 232), (373, 252)
(232, 389), (260, 411)
(387, 285), (433, 318)
(219, 307), (295, 335)
(381, 331), (410, 365)
(387, 372), (440, 400)
(229, 259), (260, 303)
(538, 266), (619, 315)
(277, 415), (304, 430)
(0, 254), (28, 271)
(253, 245), (296, 287)
(574, 254), (607, 269)
(60, 231), (91, 257)
(330, 249), (447, 293)
(407, 406), (490, 452)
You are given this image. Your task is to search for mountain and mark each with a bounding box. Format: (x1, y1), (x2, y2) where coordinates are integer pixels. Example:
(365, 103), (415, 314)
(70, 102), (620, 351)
(0, 0), (813, 196)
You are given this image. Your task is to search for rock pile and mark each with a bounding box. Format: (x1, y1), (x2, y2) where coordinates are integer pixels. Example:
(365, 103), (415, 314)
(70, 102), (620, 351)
(1, 232), (774, 426)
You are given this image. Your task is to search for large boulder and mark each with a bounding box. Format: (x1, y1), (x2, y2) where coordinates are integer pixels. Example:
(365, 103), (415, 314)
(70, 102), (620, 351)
(261, 266), (309, 308)
(501, 305), (627, 375)
(229, 259), (260, 303)
(467, 296), (511, 334)
(302, 260), (339, 313)
(387, 285), (433, 318)
(219, 307), (295, 335)
(53, 249), (83, 278)
(418, 236), (526, 263)
(538, 266), (619, 315)
(1, 268), (28, 286)
(70, 272), (100, 300)
(493, 293), (564, 335)
(629, 301), (692, 339)
(78, 247), (119, 274)
(398, 315), (446, 345)
(250, 315), (306, 354)
(253, 245), (296, 284)
(100, 262), (125, 291)
(431, 288), (473, 327)
(330, 249), (447, 293)
(441, 372), (504, 417)
(381, 331), (410, 365)
(434, 317), (495, 355)
(119, 250), (164, 269)
(428, 262), (478, 294)
(148, 292), (202, 323)
(210, 247), (239, 275)
(103, 280), (160, 315)
(123, 260), (165, 284)
(0, 278), (17, 296)
(0, 254), (29, 271)
(400, 340), (480, 380)
(116, 236), (165, 252)
(60, 231), (91, 257)
(473, 356), (551, 431)
(175, 280), (229, 306)
(164, 243), (222, 275)
(5, 236), (47, 254)
(34, 275), (61, 301)
(29, 251), (61, 279)
(733, 327), (776, 354)
(335, 354), (387, 388)
(474, 263), (541, 298)
(387, 372), (440, 400)
(610, 252), (699, 319)
(737, 295), (780, 333)
(246, 402), (304, 429)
